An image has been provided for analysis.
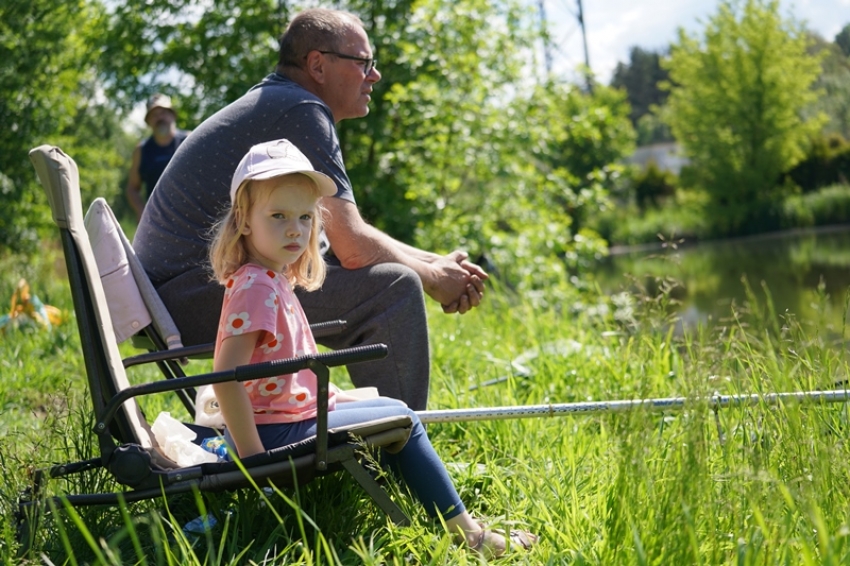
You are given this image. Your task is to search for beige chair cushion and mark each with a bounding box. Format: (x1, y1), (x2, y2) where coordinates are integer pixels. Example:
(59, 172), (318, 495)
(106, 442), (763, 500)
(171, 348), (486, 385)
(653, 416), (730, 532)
(84, 199), (151, 344)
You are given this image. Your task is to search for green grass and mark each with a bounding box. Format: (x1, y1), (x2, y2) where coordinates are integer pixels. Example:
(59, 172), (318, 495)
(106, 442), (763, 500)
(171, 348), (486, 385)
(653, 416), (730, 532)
(3, 247), (850, 564)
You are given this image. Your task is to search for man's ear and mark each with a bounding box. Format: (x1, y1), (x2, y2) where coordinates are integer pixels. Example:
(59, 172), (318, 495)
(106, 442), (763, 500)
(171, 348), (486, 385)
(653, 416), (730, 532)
(304, 51), (326, 84)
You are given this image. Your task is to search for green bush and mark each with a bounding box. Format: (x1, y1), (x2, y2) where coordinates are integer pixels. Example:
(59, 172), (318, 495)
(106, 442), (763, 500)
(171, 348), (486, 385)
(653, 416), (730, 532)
(786, 134), (850, 193)
(592, 190), (710, 247)
(631, 161), (678, 210)
(783, 183), (850, 226)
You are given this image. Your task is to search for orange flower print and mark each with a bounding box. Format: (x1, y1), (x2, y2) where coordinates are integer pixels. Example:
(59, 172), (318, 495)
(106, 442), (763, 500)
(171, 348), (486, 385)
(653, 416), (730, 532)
(225, 312), (252, 335)
(265, 270), (278, 281)
(224, 276), (237, 295)
(258, 375), (285, 397)
(287, 390), (311, 407)
(264, 291), (279, 312)
(243, 380), (255, 393)
(260, 333), (284, 354)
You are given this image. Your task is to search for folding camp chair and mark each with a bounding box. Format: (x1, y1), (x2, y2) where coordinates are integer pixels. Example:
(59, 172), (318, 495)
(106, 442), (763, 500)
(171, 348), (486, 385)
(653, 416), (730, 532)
(17, 145), (412, 549)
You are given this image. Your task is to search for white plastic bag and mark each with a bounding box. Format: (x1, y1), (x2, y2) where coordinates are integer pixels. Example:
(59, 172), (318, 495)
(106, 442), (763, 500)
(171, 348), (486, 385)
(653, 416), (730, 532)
(152, 412), (221, 466)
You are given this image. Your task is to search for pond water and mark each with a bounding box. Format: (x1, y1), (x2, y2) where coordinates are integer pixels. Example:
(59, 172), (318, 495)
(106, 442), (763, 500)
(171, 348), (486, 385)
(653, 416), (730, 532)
(591, 226), (850, 335)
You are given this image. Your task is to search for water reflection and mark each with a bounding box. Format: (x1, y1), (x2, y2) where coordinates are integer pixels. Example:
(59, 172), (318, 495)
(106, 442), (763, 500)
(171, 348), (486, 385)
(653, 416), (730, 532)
(593, 226), (850, 332)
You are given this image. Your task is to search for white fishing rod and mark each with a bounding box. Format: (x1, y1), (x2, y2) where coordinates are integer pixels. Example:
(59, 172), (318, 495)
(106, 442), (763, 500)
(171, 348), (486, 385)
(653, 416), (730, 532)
(416, 388), (850, 424)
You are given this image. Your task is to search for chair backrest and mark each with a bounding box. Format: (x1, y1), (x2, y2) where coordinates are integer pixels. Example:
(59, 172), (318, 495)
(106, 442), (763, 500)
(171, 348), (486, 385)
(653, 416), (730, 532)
(29, 145), (155, 449)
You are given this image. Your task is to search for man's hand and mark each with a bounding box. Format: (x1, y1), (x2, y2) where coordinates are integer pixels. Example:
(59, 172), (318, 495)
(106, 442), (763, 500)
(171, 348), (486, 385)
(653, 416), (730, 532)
(435, 251), (488, 315)
(420, 251), (474, 304)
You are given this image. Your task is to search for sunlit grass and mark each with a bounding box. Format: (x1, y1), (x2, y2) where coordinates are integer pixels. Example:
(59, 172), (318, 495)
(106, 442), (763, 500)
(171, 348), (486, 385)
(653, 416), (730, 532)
(2, 249), (850, 564)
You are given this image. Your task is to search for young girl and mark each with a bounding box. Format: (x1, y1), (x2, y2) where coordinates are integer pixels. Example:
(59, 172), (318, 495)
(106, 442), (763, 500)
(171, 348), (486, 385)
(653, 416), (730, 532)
(209, 139), (536, 558)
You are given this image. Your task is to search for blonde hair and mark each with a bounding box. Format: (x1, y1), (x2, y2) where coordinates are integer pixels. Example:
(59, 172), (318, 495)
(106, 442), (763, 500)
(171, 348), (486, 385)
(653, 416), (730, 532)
(209, 174), (327, 291)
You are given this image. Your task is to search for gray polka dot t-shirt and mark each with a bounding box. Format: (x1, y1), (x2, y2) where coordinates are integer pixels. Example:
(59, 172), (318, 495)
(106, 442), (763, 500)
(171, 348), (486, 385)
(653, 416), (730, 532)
(133, 73), (354, 285)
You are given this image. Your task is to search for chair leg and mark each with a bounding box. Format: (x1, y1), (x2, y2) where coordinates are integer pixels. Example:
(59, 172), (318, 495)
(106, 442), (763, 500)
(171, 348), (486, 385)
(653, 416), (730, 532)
(15, 491), (41, 557)
(340, 459), (410, 526)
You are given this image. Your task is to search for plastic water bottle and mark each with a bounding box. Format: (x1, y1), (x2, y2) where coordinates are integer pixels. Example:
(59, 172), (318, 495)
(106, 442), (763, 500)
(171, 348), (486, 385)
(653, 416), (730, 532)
(200, 436), (230, 460)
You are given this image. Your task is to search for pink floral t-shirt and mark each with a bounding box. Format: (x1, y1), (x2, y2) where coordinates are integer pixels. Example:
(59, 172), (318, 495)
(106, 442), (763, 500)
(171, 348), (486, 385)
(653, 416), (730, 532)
(214, 263), (337, 424)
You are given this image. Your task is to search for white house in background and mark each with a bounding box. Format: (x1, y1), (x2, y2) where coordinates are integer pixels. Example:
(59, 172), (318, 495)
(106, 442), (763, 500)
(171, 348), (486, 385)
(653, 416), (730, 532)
(626, 142), (689, 174)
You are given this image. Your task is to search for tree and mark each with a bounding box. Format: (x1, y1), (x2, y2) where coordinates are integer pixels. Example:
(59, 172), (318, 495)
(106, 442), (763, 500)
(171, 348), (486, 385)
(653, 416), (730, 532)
(523, 82), (635, 231)
(96, 0), (633, 292)
(0, 0), (132, 252)
(610, 47), (670, 128)
(371, 0), (633, 288)
(663, 0), (826, 234)
(805, 32), (850, 139)
(98, 0), (286, 124)
(836, 23), (850, 57)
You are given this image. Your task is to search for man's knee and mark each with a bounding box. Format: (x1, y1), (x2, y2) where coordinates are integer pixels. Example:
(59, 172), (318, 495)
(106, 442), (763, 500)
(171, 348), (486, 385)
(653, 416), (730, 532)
(374, 263), (425, 303)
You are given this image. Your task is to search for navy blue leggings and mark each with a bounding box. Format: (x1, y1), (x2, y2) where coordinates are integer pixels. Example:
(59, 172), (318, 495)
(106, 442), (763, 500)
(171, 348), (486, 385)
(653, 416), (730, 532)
(230, 397), (465, 520)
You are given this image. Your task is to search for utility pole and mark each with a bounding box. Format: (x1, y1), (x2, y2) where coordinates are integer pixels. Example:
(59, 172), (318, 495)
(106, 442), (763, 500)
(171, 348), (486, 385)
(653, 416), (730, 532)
(538, 0), (553, 76)
(576, 0), (593, 91)
(538, 0), (592, 88)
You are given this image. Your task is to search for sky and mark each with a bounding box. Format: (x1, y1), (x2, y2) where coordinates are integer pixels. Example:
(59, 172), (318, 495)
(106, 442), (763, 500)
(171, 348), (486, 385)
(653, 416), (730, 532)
(543, 0), (850, 84)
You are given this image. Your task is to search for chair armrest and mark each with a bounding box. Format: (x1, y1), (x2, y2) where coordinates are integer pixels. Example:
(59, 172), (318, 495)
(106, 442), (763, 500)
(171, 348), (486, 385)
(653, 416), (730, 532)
(123, 320), (348, 368)
(97, 344), (389, 435)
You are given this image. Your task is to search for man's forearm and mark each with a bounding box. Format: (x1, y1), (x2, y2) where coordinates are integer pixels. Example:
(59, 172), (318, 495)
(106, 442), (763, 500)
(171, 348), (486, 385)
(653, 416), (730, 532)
(323, 199), (423, 268)
(390, 236), (443, 264)
(335, 220), (433, 274)
(323, 198), (483, 308)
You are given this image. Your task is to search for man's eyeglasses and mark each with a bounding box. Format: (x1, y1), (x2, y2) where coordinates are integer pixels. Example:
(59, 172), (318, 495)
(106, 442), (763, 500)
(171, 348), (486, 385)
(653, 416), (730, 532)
(318, 51), (377, 75)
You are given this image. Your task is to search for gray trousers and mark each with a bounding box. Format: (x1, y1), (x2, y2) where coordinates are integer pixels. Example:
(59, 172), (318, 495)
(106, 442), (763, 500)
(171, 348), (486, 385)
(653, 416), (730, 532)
(152, 259), (431, 410)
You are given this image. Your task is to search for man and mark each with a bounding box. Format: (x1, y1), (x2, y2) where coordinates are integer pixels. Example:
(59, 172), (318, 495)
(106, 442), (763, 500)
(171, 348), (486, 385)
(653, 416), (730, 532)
(133, 9), (486, 411)
(125, 94), (189, 221)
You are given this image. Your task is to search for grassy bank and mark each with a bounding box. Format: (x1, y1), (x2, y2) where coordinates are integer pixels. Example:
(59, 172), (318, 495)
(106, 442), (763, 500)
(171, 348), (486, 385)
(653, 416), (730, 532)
(2, 249), (850, 564)
(595, 183), (850, 248)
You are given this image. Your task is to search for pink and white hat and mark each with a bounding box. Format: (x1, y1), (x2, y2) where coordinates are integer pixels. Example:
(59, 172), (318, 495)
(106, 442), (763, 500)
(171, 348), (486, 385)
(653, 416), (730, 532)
(230, 139), (337, 202)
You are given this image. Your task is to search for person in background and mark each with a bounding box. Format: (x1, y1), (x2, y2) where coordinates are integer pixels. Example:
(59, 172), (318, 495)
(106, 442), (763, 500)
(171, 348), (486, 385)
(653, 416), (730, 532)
(133, 9), (487, 412)
(210, 138), (537, 558)
(125, 93), (190, 221)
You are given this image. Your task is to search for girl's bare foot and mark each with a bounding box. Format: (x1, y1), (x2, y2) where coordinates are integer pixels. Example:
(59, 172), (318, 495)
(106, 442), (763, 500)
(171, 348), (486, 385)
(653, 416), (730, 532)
(446, 512), (537, 558)
(469, 526), (537, 559)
